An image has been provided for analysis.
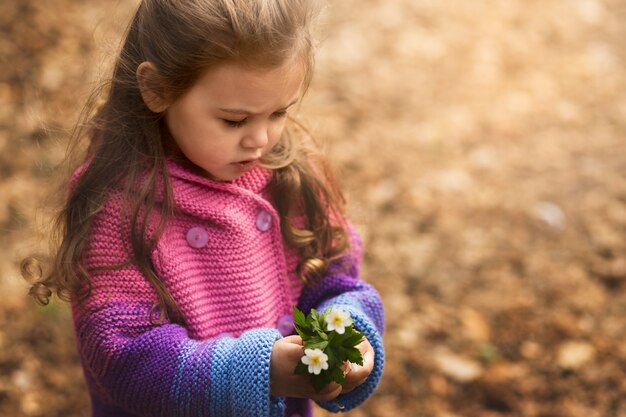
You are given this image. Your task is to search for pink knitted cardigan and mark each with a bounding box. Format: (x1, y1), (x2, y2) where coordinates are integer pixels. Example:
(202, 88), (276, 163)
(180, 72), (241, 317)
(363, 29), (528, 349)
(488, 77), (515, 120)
(72, 159), (385, 417)
(76, 160), (304, 331)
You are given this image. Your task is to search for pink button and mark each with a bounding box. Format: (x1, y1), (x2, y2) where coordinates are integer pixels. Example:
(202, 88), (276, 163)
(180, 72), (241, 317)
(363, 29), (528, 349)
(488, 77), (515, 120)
(276, 314), (294, 337)
(186, 227), (208, 248)
(256, 210), (273, 232)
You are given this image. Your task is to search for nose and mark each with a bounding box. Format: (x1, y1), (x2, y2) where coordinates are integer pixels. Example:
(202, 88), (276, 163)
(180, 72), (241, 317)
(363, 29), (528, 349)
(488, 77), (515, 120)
(241, 126), (269, 149)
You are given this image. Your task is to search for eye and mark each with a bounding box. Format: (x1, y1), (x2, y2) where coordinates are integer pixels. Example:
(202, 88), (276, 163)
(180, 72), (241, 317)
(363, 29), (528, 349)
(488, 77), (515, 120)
(223, 118), (247, 128)
(271, 111), (288, 119)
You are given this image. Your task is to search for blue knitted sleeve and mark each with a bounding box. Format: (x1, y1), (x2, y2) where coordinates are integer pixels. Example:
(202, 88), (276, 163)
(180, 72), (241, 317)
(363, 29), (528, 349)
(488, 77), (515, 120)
(209, 329), (286, 417)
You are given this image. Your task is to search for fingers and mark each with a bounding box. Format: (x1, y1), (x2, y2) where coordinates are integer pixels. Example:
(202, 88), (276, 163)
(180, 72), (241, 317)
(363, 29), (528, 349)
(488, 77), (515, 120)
(309, 382), (343, 403)
(281, 335), (303, 345)
(272, 335), (375, 400)
(341, 347), (375, 393)
(274, 335), (305, 362)
(271, 335), (343, 401)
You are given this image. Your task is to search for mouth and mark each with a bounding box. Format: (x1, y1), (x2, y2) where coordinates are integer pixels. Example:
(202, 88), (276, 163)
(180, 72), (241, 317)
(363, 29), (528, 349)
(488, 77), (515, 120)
(235, 158), (260, 169)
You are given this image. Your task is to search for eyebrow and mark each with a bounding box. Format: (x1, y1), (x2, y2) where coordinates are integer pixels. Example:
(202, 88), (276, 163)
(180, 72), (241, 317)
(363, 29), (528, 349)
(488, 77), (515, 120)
(218, 98), (299, 115)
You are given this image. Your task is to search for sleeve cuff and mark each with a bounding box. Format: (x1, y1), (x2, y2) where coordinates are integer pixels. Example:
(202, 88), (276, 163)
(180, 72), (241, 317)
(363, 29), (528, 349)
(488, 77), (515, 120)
(210, 328), (286, 417)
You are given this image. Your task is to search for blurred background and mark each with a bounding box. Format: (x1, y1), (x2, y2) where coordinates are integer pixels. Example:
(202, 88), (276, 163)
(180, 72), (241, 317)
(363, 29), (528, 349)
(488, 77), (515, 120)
(1, 0), (625, 416)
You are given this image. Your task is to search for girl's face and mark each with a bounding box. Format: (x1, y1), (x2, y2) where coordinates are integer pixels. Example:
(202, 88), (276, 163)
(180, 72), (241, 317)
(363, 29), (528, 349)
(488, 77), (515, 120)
(163, 59), (305, 181)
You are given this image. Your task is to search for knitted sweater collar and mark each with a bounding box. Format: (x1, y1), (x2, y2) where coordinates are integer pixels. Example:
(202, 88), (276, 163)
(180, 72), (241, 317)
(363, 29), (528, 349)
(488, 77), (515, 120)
(165, 158), (273, 196)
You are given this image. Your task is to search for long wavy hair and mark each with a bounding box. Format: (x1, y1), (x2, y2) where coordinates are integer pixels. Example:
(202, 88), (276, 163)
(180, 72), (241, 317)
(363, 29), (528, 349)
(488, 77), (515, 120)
(22, 0), (349, 322)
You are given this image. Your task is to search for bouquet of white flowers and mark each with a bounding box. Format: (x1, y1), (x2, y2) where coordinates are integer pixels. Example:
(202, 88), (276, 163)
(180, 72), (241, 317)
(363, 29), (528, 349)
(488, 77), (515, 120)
(293, 306), (364, 392)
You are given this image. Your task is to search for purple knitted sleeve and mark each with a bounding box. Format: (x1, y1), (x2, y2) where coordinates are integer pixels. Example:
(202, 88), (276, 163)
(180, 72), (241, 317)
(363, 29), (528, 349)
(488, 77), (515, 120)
(74, 295), (285, 417)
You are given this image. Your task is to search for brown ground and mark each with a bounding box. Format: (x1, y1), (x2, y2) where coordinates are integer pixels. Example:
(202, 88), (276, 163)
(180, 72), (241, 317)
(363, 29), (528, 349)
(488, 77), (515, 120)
(1, 0), (625, 416)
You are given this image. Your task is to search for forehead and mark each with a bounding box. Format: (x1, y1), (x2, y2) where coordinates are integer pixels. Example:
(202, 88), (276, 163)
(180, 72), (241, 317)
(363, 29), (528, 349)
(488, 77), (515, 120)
(191, 59), (306, 110)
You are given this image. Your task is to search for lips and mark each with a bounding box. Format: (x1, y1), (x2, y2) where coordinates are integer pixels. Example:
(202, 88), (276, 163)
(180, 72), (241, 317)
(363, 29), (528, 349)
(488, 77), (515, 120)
(237, 158), (258, 165)
(235, 158), (259, 171)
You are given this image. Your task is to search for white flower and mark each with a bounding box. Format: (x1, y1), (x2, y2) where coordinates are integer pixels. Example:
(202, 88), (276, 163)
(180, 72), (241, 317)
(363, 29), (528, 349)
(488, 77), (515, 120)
(325, 307), (352, 334)
(301, 348), (329, 375)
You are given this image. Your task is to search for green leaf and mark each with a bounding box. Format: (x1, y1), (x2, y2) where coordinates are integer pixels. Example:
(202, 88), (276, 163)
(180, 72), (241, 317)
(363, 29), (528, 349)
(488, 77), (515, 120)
(344, 347), (364, 365)
(294, 324), (313, 341)
(303, 340), (329, 351)
(310, 310), (324, 333)
(293, 306), (307, 328)
(311, 374), (330, 392)
(295, 362), (309, 375)
(325, 347), (338, 368)
(303, 334), (323, 345)
(329, 366), (346, 385)
(317, 329), (329, 340)
(341, 329), (365, 347)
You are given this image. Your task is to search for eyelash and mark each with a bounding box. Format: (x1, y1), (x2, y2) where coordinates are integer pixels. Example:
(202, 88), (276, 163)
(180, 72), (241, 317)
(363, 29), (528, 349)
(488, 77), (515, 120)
(223, 119), (247, 128)
(222, 111), (288, 128)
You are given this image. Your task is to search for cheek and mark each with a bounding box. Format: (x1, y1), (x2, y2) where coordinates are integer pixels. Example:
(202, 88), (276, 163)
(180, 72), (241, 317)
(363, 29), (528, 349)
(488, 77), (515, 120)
(165, 108), (198, 145)
(269, 121), (287, 141)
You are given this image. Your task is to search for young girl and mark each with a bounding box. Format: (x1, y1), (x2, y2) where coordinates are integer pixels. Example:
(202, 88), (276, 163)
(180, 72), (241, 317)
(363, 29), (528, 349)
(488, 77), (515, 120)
(23, 1), (384, 416)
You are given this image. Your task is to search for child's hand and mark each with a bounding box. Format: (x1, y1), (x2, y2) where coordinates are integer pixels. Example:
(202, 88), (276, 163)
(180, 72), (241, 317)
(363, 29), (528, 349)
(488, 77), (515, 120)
(340, 338), (375, 393)
(270, 335), (343, 402)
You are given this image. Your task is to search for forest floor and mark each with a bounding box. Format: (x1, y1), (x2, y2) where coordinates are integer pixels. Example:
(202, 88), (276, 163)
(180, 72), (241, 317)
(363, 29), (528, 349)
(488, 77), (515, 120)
(1, 0), (625, 416)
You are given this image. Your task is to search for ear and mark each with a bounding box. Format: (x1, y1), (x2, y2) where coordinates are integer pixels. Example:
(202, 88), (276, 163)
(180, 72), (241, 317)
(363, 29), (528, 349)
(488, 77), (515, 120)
(136, 61), (169, 113)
